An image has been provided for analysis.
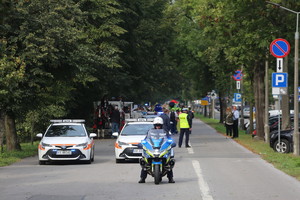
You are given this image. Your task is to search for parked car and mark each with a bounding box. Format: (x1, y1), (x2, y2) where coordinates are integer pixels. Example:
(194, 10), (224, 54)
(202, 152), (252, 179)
(243, 107), (250, 118)
(36, 119), (97, 165)
(269, 110), (294, 117)
(249, 115), (295, 137)
(112, 118), (154, 163)
(270, 128), (294, 153)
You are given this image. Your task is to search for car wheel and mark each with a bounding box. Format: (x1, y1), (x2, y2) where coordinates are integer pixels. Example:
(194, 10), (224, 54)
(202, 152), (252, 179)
(39, 161), (46, 165)
(91, 149), (94, 162)
(273, 139), (290, 153)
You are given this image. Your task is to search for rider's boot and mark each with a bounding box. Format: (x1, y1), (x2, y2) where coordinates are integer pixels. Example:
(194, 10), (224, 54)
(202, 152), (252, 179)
(138, 178), (145, 183)
(168, 177), (175, 183)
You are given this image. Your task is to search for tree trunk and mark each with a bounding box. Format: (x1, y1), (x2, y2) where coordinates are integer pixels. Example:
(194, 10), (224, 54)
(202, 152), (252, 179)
(5, 111), (21, 151)
(249, 103), (254, 135)
(219, 91), (226, 124)
(0, 111), (5, 153)
(254, 61), (265, 140)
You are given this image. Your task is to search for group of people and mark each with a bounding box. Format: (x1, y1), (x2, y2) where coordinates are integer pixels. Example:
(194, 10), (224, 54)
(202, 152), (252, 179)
(224, 106), (239, 138)
(138, 105), (195, 184)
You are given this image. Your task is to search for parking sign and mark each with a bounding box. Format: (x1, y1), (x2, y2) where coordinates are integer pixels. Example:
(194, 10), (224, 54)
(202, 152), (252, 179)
(272, 73), (288, 88)
(234, 93), (242, 102)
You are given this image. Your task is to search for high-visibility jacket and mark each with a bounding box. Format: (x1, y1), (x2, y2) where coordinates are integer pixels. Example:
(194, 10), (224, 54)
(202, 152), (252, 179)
(179, 113), (190, 128)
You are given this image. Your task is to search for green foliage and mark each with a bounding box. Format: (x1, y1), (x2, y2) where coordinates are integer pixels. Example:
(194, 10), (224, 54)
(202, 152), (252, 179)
(0, 40), (27, 112)
(3, 0), (300, 146)
(111, 0), (183, 102)
(0, 142), (38, 167)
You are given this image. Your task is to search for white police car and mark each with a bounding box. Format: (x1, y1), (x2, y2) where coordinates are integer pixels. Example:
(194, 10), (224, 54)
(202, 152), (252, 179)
(112, 119), (153, 163)
(36, 119), (97, 165)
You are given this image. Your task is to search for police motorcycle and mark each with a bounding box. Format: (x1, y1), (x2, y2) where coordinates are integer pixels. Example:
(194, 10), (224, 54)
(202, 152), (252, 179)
(139, 129), (176, 184)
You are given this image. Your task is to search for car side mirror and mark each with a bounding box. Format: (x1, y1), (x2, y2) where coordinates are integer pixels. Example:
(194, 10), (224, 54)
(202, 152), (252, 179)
(112, 132), (119, 137)
(36, 133), (43, 138)
(90, 133), (97, 138)
(137, 143), (143, 148)
(171, 143), (176, 148)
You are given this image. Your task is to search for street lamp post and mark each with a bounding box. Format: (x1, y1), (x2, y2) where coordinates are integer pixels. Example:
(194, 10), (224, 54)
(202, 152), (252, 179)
(267, 1), (300, 155)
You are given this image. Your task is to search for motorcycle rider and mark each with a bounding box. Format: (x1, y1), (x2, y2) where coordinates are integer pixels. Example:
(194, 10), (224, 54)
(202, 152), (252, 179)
(138, 117), (175, 184)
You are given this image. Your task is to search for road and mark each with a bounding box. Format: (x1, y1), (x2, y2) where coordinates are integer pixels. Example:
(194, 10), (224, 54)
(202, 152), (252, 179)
(1, 119), (300, 200)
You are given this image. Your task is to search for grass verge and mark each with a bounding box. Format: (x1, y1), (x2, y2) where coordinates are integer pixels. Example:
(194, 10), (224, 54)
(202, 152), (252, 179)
(196, 113), (300, 181)
(0, 142), (38, 167)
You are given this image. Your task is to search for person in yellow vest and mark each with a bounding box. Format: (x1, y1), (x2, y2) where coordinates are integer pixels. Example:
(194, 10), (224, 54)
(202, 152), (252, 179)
(178, 108), (192, 148)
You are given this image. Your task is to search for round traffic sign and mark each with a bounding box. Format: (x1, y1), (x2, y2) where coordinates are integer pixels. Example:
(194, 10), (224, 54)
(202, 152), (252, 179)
(270, 38), (290, 58)
(232, 70), (243, 81)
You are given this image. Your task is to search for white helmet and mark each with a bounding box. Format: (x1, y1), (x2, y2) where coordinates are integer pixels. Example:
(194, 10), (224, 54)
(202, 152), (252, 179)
(153, 117), (163, 125)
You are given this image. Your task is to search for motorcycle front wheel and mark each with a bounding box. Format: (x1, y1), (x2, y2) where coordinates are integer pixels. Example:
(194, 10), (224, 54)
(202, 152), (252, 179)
(154, 164), (161, 185)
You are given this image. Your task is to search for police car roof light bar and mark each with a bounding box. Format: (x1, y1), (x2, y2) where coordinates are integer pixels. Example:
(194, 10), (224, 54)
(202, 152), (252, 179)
(125, 118), (154, 123)
(50, 119), (85, 123)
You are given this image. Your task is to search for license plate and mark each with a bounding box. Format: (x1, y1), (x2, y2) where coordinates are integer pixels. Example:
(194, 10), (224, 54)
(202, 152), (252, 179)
(56, 150), (72, 155)
(133, 149), (143, 153)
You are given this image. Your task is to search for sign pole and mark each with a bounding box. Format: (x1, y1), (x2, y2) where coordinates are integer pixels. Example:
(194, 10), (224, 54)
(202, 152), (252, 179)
(270, 38), (290, 150)
(212, 98), (215, 119)
(294, 25), (299, 155)
(240, 65), (244, 130)
(278, 95), (281, 152)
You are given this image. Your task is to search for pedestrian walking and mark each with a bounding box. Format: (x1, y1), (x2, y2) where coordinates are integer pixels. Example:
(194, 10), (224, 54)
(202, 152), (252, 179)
(224, 107), (234, 138)
(178, 108), (192, 148)
(169, 108), (178, 134)
(160, 107), (171, 133)
(188, 106), (194, 134)
(110, 105), (120, 134)
(232, 106), (239, 138)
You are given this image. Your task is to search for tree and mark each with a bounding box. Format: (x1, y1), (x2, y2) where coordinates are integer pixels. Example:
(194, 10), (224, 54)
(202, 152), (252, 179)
(0, 0), (96, 149)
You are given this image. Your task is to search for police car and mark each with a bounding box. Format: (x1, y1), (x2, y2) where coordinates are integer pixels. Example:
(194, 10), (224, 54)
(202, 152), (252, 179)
(36, 119), (97, 165)
(112, 118), (154, 163)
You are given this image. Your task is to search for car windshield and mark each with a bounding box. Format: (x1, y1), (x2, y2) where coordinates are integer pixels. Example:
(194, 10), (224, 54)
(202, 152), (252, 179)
(45, 125), (86, 137)
(121, 124), (153, 136)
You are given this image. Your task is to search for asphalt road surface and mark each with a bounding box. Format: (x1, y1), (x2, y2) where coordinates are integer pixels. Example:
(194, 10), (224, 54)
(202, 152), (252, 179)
(1, 119), (300, 200)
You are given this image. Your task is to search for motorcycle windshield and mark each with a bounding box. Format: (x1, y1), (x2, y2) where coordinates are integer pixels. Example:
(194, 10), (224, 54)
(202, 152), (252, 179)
(148, 129), (167, 140)
(148, 129), (167, 148)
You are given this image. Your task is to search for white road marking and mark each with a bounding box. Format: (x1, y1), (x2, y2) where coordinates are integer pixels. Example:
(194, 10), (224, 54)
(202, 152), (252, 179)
(187, 147), (194, 154)
(192, 160), (214, 200)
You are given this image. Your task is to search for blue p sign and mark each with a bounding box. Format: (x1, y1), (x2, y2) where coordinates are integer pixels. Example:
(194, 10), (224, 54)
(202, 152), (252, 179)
(272, 73), (288, 88)
(234, 93), (242, 102)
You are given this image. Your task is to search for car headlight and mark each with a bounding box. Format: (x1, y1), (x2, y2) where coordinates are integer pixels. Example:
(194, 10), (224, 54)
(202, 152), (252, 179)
(118, 141), (128, 146)
(76, 142), (88, 148)
(41, 142), (53, 148)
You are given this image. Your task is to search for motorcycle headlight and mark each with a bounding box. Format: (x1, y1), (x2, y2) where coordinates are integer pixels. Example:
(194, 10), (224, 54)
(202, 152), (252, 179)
(76, 142), (88, 148)
(153, 149), (160, 156)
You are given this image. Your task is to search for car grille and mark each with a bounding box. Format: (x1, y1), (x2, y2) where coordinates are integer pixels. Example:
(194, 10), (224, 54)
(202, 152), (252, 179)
(54, 145), (74, 149)
(43, 149), (85, 159)
(120, 147), (142, 158)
